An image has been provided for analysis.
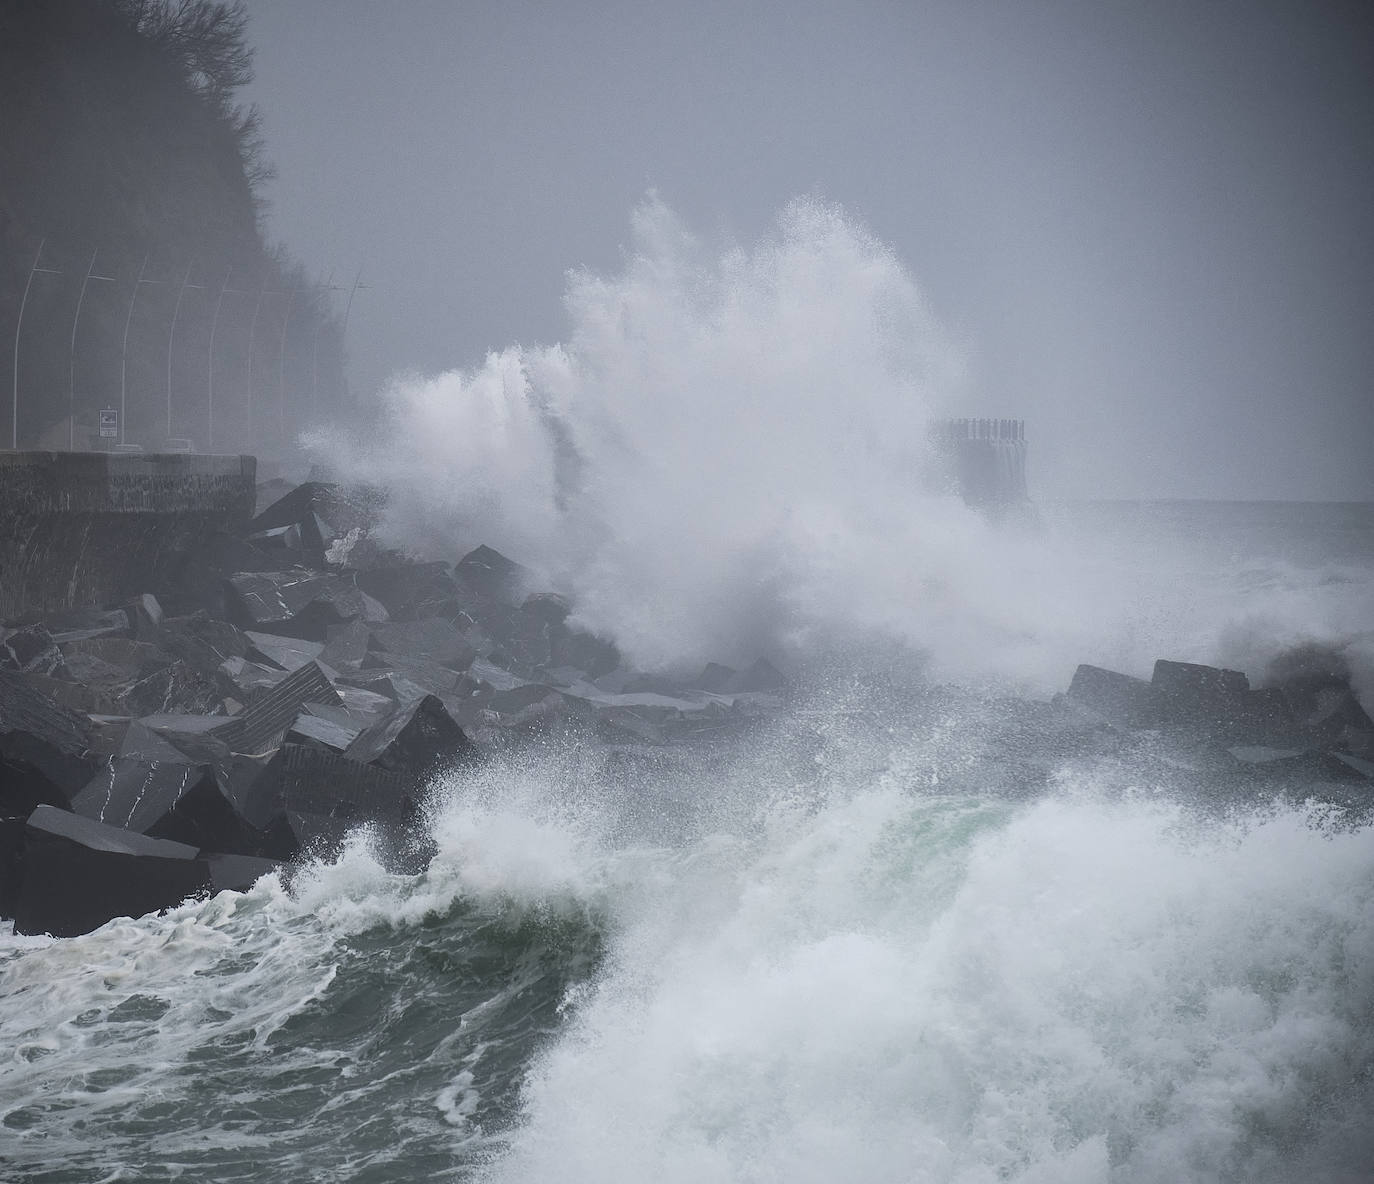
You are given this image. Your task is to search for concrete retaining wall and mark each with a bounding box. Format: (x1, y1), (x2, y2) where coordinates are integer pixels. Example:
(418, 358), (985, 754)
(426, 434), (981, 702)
(0, 452), (256, 618)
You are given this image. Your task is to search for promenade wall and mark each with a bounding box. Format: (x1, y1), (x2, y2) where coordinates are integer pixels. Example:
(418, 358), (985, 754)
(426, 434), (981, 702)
(0, 452), (256, 618)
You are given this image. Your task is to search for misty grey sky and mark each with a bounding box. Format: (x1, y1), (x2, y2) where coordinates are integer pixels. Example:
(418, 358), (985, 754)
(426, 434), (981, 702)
(239, 0), (1373, 500)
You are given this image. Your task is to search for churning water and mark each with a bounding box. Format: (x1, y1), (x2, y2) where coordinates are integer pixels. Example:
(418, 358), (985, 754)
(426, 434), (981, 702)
(4, 200), (1373, 1183)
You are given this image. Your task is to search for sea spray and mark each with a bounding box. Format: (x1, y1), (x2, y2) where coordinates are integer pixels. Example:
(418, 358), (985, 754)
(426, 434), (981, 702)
(310, 199), (1374, 698)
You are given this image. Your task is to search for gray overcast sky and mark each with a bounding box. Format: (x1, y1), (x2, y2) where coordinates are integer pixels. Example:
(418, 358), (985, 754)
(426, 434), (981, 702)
(239, 0), (1374, 500)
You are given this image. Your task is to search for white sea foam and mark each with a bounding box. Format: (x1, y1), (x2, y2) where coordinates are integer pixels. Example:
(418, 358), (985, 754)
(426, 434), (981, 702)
(481, 781), (1374, 1184)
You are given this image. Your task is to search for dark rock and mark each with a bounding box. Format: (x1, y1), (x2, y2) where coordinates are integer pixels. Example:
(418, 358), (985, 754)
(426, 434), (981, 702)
(0, 623), (66, 675)
(319, 619), (372, 671)
(1262, 644), (1374, 753)
(125, 592), (164, 638)
(244, 631), (325, 672)
(477, 604), (551, 669)
(203, 852), (281, 894)
(71, 758), (211, 835)
(356, 561), (465, 622)
(368, 617), (475, 669)
(54, 650), (129, 688)
(6, 670), (103, 714)
(134, 713), (233, 765)
(454, 544), (531, 607)
(342, 670), (431, 704)
(249, 482), (383, 567)
(1151, 660), (1250, 727)
(119, 659), (223, 717)
(727, 658), (788, 693)
(71, 757), (261, 858)
(41, 607), (132, 645)
(217, 655), (290, 698)
(357, 651), (462, 697)
(1067, 664), (1157, 727)
(1226, 745), (1372, 786)
(346, 694), (479, 783)
(1, 814), (26, 920)
(1331, 751), (1374, 780)
(228, 569), (388, 642)
(159, 611), (249, 672)
(61, 636), (174, 677)
(119, 720), (198, 764)
(522, 592), (571, 625)
(0, 667), (96, 814)
(331, 683), (396, 721)
(212, 660), (342, 756)
(11, 806), (211, 938)
(695, 662), (738, 693)
(236, 744), (421, 860)
(549, 624), (620, 679)
(285, 710), (364, 753)
(226, 569), (331, 630)
(475, 684), (587, 735)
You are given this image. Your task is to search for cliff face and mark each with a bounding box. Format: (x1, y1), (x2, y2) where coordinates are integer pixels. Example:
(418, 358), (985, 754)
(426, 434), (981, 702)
(0, 0), (341, 457)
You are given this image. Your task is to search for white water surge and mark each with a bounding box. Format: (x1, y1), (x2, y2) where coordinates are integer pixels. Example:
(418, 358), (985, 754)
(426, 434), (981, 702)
(470, 778), (1374, 1184)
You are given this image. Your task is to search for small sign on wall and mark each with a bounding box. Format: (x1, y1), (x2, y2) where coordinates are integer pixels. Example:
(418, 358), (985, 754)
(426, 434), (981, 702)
(99, 408), (118, 439)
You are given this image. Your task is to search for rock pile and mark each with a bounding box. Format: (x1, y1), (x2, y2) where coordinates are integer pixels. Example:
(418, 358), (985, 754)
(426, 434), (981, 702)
(0, 478), (787, 936)
(1062, 652), (1374, 791)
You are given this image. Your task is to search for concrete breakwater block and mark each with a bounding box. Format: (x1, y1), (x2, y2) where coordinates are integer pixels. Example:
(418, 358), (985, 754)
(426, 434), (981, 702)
(11, 806), (211, 938)
(0, 470), (808, 935)
(0, 668), (97, 815)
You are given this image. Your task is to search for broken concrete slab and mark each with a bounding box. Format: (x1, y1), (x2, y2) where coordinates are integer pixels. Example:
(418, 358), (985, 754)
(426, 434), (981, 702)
(341, 670), (432, 705)
(1, 623), (66, 676)
(204, 852), (281, 894)
(549, 622), (619, 678)
(694, 663), (738, 693)
(11, 805), (211, 938)
(237, 744), (421, 854)
(41, 607), (132, 645)
(286, 710), (364, 753)
(357, 651), (463, 697)
(1067, 664), (1157, 728)
(368, 617), (475, 669)
(356, 561), (466, 623)
(118, 720), (199, 764)
(218, 655), (290, 698)
(159, 611), (250, 672)
(0, 667), (97, 814)
(70, 756), (260, 858)
(454, 544), (532, 607)
(118, 659), (223, 717)
(226, 569), (331, 629)
(346, 694), (479, 783)
(318, 619), (372, 671)
(212, 661), (342, 756)
(133, 714), (233, 765)
(1151, 659), (1250, 726)
(244, 631), (325, 672)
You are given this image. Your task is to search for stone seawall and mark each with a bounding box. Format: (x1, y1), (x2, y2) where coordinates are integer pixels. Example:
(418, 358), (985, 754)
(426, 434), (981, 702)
(0, 452), (256, 618)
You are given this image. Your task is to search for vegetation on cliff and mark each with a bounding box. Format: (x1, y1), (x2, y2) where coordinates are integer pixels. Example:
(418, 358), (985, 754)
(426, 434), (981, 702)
(0, 0), (344, 455)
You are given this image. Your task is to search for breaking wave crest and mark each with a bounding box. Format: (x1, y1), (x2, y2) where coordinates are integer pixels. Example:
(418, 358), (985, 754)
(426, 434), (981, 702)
(311, 198), (1374, 698)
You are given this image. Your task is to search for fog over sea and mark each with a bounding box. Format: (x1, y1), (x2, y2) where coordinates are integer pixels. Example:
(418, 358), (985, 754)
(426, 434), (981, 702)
(3, 201), (1372, 1184)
